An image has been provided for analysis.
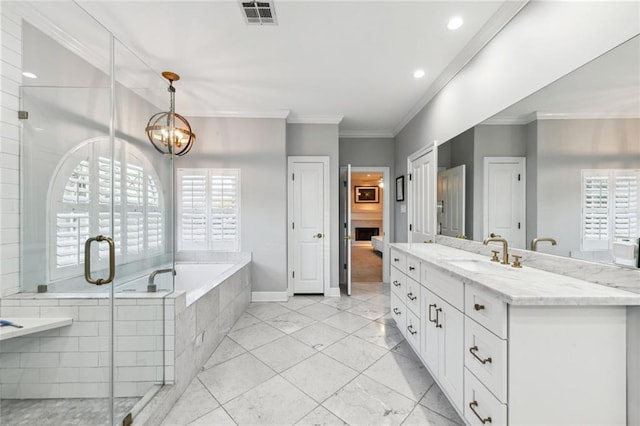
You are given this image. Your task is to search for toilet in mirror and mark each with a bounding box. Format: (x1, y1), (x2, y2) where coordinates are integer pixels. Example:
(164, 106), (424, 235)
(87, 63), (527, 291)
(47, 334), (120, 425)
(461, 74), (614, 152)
(436, 35), (640, 268)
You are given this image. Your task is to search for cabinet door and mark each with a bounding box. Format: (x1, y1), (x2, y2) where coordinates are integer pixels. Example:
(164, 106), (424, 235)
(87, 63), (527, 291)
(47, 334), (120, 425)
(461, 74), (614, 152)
(438, 301), (464, 411)
(422, 288), (439, 373)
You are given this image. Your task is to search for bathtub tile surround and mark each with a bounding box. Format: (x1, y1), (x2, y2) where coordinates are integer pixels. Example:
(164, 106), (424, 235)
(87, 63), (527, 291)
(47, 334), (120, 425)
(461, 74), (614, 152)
(136, 260), (251, 425)
(160, 282), (465, 426)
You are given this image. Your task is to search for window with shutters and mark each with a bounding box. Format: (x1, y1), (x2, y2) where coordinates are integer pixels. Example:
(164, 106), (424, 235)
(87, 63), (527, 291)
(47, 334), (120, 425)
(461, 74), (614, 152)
(177, 168), (240, 252)
(581, 169), (640, 250)
(49, 138), (165, 282)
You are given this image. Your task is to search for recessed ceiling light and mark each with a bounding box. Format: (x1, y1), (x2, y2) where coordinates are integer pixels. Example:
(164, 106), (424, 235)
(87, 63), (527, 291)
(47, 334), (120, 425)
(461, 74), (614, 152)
(447, 16), (464, 30)
(22, 71), (37, 79)
(413, 69), (425, 79)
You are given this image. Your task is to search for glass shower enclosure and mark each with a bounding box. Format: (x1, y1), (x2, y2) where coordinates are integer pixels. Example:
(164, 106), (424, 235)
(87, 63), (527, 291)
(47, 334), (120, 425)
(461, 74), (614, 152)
(0, 2), (174, 424)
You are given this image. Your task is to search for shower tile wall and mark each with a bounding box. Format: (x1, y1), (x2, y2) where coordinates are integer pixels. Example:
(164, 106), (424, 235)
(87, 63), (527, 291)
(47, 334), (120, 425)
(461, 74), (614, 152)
(0, 4), (22, 299)
(0, 296), (174, 399)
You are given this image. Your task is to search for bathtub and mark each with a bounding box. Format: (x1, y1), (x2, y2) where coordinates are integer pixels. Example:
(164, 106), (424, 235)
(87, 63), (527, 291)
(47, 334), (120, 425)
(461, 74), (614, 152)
(117, 259), (251, 306)
(2, 253), (252, 402)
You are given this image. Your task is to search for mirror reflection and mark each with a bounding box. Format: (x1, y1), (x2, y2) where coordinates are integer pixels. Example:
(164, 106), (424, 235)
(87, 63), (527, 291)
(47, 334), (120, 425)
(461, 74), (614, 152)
(437, 35), (640, 268)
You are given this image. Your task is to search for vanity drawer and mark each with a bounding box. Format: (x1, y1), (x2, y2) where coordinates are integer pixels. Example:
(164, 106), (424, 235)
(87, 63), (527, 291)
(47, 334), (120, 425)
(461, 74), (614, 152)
(390, 266), (405, 298)
(390, 291), (406, 335)
(405, 277), (421, 316)
(390, 248), (407, 273)
(464, 317), (507, 403)
(406, 256), (420, 282)
(464, 368), (507, 426)
(422, 266), (464, 311)
(405, 308), (421, 351)
(465, 285), (507, 339)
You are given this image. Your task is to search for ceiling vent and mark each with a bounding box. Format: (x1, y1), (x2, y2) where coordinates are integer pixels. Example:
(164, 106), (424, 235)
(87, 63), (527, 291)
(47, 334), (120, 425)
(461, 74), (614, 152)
(241, 1), (277, 25)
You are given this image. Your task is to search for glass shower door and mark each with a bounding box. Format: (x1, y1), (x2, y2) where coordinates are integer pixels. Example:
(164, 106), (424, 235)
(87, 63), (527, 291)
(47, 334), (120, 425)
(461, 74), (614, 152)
(1, 2), (173, 425)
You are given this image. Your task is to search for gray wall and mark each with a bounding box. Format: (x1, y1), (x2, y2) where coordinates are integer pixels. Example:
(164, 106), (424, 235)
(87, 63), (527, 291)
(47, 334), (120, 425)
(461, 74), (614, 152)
(287, 123), (340, 289)
(472, 124), (527, 242)
(536, 118), (640, 257)
(179, 117), (287, 293)
(340, 137), (395, 168)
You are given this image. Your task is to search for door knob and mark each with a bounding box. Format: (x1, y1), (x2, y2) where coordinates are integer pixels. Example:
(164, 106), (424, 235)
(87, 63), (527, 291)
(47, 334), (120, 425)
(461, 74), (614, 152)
(314, 233), (323, 238)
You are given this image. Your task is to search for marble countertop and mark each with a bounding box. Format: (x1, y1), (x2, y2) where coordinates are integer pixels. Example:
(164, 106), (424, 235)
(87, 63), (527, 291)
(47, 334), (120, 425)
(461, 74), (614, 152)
(390, 243), (640, 306)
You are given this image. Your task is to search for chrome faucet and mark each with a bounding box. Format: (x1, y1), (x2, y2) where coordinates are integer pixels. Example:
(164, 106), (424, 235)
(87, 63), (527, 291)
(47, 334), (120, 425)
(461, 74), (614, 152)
(148, 268), (175, 292)
(531, 237), (557, 251)
(483, 237), (509, 264)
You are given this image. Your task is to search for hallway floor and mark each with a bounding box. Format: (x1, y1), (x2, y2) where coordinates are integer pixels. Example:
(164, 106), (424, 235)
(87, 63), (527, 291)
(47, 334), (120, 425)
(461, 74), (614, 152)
(161, 282), (464, 426)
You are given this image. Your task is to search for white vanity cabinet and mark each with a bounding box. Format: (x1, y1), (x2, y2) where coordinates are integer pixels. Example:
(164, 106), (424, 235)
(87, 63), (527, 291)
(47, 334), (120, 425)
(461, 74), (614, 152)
(421, 268), (464, 411)
(389, 243), (633, 426)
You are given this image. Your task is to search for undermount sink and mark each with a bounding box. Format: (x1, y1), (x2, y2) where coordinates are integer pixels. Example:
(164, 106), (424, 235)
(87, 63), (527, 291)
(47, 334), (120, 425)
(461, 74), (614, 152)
(447, 259), (495, 272)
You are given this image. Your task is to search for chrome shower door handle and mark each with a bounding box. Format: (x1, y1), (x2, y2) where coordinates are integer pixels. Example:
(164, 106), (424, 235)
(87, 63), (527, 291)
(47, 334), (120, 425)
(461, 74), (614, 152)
(84, 235), (115, 285)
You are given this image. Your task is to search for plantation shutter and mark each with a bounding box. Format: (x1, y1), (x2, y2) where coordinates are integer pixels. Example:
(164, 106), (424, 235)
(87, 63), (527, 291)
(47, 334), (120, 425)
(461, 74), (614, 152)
(613, 172), (639, 239)
(51, 139), (165, 282)
(178, 170), (208, 250)
(582, 169), (640, 251)
(177, 168), (241, 251)
(211, 171), (239, 251)
(582, 171), (610, 250)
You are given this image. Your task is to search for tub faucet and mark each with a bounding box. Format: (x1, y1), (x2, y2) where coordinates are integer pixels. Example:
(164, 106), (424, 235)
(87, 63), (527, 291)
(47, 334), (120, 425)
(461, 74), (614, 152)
(483, 237), (509, 264)
(148, 268), (176, 290)
(531, 237), (557, 251)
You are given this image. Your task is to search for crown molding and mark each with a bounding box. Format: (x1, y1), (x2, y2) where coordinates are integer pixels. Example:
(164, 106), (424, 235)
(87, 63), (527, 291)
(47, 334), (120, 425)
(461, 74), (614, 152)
(185, 110), (291, 119)
(483, 111), (640, 125)
(287, 115), (343, 124)
(482, 112), (537, 125)
(339, 130), (395, 139)
(535, 111), (640, 121)
(392, 0), (530, 137)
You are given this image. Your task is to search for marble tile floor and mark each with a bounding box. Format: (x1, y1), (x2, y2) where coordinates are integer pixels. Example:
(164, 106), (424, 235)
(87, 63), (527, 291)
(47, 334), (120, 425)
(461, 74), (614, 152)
(162, 282), (464, 426)
(0, 397), (138, 426)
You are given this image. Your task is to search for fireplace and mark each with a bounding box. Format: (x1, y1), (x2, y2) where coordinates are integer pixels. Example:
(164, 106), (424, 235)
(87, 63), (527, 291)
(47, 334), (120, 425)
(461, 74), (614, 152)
(355, 227), (380, 241)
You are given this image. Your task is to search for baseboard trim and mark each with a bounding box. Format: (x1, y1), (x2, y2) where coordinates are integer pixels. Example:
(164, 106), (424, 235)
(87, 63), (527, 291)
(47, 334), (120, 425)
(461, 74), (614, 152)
(327, 287), (341, 298)
(251, 291), (288, 302)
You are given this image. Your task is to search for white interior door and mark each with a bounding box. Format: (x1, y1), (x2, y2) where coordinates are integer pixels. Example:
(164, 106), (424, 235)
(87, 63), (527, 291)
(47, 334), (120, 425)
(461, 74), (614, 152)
(346, 164), (352, 296)
(288, 157), (329, 294)
(438, 165), (466, 237)
(483, 157), (526, 249)
(409, 149), (436, 243)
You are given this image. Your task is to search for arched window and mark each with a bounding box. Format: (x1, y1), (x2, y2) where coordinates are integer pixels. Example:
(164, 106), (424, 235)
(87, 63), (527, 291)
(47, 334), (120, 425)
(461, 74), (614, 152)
(49, 138), (164, 282)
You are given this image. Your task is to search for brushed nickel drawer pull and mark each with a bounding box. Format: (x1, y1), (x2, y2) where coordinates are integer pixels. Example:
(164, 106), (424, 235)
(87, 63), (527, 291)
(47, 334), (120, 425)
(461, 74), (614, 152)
(435, 307), (442, 328)
(469, 401), (492, 424)
(428, 304), (437, 323)
(407, 292), (417, 301)
(469, 345), (492, 364)
(393, 308), (401, 315)
(393, 280), (401, 287)
(407, 325), (417, 335)
(474, 303), (485, 311)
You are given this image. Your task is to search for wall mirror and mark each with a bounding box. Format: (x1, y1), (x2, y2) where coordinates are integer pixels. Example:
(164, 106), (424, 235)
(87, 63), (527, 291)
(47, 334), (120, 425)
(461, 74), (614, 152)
(436, 35), (640, 268)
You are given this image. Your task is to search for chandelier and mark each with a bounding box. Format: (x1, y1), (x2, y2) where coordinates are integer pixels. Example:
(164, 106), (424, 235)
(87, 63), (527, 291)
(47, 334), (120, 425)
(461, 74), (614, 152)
(145, 71), (196, 156)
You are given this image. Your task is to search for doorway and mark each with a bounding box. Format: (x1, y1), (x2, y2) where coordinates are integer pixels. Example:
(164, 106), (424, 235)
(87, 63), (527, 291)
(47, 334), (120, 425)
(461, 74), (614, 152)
(340, 166), (390, 296)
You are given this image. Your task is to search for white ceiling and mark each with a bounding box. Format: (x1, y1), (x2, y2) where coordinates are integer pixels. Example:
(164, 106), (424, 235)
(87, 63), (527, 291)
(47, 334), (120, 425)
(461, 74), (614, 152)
(69, 0), (518, 137)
